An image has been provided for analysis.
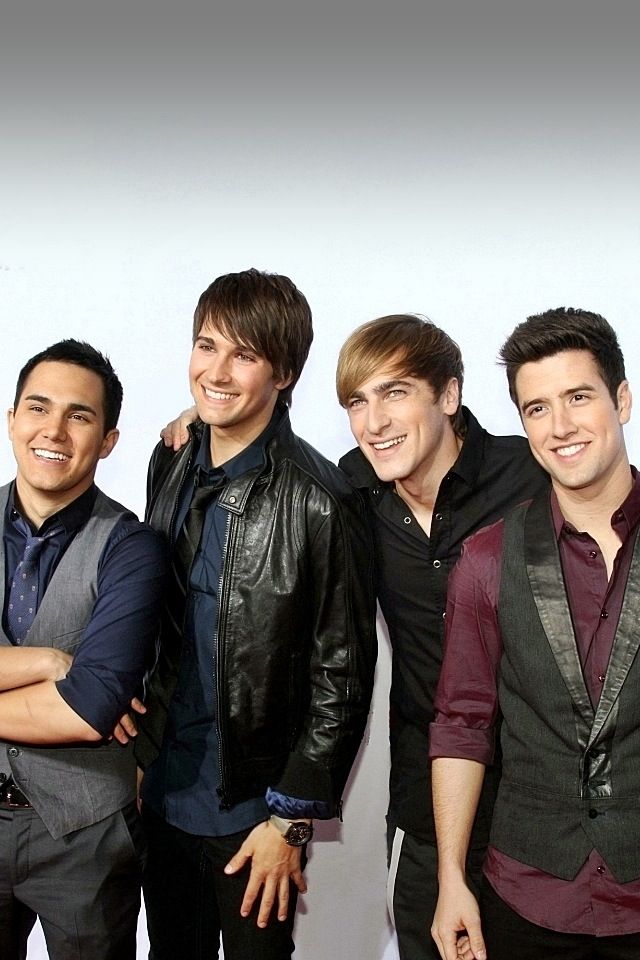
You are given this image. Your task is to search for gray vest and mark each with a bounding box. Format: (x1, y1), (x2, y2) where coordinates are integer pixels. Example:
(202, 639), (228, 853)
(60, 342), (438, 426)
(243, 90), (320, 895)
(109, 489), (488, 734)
(0, 484), (138, 839)
(490, 495), (640, 882)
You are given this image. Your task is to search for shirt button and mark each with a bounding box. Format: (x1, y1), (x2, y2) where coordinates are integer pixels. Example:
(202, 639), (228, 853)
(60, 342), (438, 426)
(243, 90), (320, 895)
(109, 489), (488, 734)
(589, 550), (598, 559)
(7, 746), (20, 758)
(588, 808), (599, 819)
(600, 610), (609, 619)
(435, 513), (443, 521)
(403, 517), (411, 525)
(596, 865), (606, 875)
(433, 560), (442, 569)
(598, 674), (606, 683)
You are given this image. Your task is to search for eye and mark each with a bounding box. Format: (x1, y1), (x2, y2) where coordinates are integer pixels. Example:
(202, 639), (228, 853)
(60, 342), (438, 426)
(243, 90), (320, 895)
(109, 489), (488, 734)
(570, 393), (588, 404)
(347, 397), (365, 410)
(387, 388), (406, 399)
(70, 413), (90, 422)
(524, 404), (546, 418)
(237, 352), (256, 363)
(28, 404), (46, 414)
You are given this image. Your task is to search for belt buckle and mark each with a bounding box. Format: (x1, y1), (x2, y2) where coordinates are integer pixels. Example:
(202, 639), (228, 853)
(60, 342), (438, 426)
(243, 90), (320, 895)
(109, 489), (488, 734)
(0, 778), (31, 808)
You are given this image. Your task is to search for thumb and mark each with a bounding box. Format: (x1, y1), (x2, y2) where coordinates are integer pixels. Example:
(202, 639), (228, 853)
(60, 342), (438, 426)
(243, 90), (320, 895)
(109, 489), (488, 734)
(466, 919), (487, 960)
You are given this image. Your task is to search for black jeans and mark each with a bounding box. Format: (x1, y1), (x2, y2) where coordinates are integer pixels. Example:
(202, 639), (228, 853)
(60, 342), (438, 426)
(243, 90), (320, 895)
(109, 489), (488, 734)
(142, 805), (303, 960)
(481, 877), (640, 960)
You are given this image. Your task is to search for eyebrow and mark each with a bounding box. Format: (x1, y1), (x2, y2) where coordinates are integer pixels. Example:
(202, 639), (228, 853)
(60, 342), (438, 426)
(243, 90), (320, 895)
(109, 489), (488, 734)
(23, 394), (99, 417)
(349, 378), (412, 401)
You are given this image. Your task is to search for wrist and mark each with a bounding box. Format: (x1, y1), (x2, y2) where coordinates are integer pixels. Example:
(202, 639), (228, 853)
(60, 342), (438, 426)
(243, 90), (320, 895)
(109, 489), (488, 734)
(268, 814), (314, 846)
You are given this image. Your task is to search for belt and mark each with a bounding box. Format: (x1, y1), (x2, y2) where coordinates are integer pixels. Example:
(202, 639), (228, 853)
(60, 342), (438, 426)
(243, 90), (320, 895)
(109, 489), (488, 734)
(0, 777), (31, 809)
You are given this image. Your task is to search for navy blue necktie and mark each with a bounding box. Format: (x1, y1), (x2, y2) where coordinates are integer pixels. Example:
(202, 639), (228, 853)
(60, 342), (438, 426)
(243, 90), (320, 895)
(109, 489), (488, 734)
(7, 529), (59, 645)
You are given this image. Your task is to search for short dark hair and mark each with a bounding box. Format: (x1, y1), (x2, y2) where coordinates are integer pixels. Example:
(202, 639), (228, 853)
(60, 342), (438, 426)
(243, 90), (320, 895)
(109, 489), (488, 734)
(14, 339), (123, 433)
(500, 307), (626, 407)
(336, 314), (465, 434)
(192, 268), (313, 407)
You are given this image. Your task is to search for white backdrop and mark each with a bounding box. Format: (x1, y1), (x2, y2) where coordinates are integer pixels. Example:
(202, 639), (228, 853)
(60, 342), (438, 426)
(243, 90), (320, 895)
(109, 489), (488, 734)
(1, 1), (639, 957)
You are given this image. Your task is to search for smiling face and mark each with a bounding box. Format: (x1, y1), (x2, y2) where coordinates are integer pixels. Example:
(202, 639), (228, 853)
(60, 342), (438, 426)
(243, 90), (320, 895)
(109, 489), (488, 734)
(516, 349), (632, 500)
(345, 362), (461, 492)
(8, 361), (119, 525)
(189, 323), (291, 464)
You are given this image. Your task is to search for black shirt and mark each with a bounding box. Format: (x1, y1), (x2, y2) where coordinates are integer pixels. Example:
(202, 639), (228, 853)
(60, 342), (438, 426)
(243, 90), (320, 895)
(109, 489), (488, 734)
(339, 407), (549, 839)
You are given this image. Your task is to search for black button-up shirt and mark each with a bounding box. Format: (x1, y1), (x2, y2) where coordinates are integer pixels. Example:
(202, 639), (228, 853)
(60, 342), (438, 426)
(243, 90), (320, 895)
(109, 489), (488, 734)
(339, 407), (549, 838)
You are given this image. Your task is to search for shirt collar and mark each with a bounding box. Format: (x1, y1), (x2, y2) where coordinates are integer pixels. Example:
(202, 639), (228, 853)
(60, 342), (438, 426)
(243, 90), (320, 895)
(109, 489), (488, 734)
(550, 466), (640, 541)
(447, 407), (486, 487)
(8, 481), (99, 537)
(193, 406), (284, 486)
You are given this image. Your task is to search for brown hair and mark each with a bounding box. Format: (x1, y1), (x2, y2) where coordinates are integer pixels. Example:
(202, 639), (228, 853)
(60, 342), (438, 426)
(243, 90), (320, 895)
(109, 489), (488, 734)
(336, 314), (465, 434)
(500, 307), (626, 408)
(192, 268), (313, 406)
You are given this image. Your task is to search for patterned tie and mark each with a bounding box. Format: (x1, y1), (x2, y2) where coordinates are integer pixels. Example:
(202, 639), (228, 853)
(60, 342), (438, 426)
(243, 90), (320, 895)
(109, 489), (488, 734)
(7, 529), (59, 645)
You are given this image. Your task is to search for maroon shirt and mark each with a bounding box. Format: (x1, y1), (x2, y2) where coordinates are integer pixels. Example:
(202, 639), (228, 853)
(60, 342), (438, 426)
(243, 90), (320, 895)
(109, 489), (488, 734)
(430, 471), (640, 936)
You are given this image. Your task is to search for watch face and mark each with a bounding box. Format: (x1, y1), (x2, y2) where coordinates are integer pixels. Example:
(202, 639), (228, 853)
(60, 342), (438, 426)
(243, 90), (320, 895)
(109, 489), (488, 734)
(284, 821), (313, 846)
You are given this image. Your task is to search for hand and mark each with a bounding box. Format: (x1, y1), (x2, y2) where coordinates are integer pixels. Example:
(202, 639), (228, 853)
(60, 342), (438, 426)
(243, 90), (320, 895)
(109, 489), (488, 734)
(431, 879), (486, 960)
(224, 820), (307, 927)
(109, 696), (147, 745)
(160, 406), (197, 450)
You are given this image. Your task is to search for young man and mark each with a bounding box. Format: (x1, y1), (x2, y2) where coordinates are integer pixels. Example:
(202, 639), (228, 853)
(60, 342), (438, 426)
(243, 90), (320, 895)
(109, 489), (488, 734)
(0, 340), (166, 959)
(336, 315), (548, 960)
(165, 312), (549, 959)
(430, 308), (640, 960)
(135, 268), (377, 960)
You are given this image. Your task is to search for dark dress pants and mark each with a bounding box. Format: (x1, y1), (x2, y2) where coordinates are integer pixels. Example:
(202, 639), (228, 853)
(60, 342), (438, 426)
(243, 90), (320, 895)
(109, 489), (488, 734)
(386, 820), (486, 960)
(143, 805), (303, 960)
(0, 803), (144, 960)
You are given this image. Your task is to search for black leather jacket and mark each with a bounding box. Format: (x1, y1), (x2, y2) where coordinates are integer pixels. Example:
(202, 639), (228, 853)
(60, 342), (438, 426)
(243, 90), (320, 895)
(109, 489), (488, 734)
(135, 410), (377, 814)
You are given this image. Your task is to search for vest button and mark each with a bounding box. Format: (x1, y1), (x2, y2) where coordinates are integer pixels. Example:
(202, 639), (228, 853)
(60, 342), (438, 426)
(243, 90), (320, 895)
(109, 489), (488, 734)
(597, 864), (606, 874)
(433, 560), (442, 569)
(7, 747), (20, 758)
(588, 808), (599, 819)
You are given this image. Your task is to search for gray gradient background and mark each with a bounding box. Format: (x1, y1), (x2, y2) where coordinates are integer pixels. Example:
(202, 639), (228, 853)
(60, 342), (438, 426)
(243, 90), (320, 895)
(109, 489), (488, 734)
(1, 2), (639, 958)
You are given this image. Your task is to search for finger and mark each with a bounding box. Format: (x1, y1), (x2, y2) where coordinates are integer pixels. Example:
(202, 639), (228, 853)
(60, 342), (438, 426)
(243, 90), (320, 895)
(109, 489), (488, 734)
(465, 922), (486, 960)
(239, 874), (262, 919)
(257, 878), (278, 927)
(224, 849), (250, 876)
(173, 427), (188, 451)
(276, 874), (290, 922)
(130, 697), (147, 715)
(111, 723), (129, 745)
(290, 865), (307, 894)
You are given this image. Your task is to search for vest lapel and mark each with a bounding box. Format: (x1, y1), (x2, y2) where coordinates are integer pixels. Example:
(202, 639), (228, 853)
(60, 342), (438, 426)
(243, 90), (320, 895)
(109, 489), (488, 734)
(524, 496), (594, 729)
(587, 528), (640, 750)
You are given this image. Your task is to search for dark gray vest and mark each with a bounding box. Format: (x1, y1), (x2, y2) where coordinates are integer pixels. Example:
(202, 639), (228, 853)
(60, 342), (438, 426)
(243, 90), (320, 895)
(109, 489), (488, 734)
(0, 484), (138, 839)
(490, 495), (640, 882)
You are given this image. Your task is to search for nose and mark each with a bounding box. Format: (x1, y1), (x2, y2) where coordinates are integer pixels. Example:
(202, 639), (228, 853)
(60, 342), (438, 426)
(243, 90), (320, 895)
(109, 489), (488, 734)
(550, 405), (577, 439)
(206, 352), (232, 383)
(42, 413), (67, 442)
(365, 400), (392, 435)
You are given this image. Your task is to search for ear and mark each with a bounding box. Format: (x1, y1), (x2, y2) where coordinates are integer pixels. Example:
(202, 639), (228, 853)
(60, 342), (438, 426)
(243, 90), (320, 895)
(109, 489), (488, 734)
(441, 377), (460, 416)
(617, 380), (632, 425)
(7, 408), (15, 442)
(99, 428), (120, 461)
(274, 372), (293, 393)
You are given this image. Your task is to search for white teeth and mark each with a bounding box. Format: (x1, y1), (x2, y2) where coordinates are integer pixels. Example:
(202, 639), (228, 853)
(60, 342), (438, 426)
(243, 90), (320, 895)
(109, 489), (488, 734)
(373, 436), (406, 450)
(204, 388), (236, 401)
(557, 443), (585, 457)
(34, 449), (68, 461)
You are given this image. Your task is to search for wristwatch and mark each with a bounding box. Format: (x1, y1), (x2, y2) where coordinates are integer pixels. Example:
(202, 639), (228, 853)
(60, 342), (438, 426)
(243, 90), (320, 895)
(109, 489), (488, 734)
(269, 814), (314, 846)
